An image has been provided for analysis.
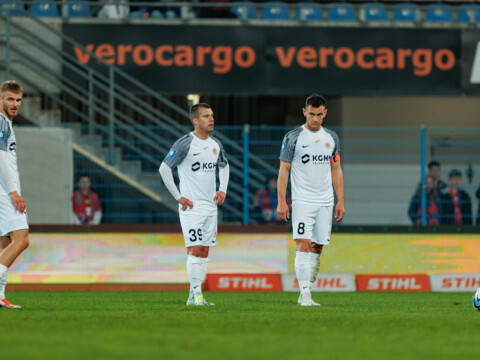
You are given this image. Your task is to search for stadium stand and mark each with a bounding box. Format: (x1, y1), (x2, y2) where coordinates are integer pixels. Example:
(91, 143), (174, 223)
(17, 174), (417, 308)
(361, 2), (389, 22)
(328, 2), (356, 22)
(392, 3), (419, 23)
(0, 0), (25, 16)
(261, 1), (290, 20)
(66, 0), (92, 17)
(30, 0), (59, 17)
(425, 3), (454, 23)
(230, 1), (258, 19)
(457, 3), (480, 23)
(295, 2), (323, 21)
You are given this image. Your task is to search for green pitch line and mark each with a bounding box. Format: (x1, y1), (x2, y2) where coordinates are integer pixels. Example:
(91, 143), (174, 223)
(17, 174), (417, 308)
(2, 291), (480, 360)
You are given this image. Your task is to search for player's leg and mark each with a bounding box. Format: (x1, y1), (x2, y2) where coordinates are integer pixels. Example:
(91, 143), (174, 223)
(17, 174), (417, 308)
(309, 243), (323, 290)
(0, 229), (29, 309)
(292, 203), (318, 306)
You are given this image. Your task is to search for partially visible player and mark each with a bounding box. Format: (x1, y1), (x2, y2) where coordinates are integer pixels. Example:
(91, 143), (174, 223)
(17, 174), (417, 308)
(0, 80), (30, 309)
(159, 103), (229, 306)
(277, 94), (345, 306)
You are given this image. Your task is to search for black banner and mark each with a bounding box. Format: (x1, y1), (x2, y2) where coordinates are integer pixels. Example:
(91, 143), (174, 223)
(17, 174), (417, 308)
(63, 25), (462, 95)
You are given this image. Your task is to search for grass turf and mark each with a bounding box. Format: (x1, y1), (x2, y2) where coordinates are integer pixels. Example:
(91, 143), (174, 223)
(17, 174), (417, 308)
(2, 291), (480, 360)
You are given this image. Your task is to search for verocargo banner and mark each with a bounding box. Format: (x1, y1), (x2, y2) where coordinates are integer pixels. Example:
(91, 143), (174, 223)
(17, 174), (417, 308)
(63, 25), (461, 95)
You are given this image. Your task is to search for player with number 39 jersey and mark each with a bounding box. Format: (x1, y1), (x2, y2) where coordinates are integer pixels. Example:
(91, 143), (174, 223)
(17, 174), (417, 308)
(159, 103), (229, 306)
(277, 94), (345, 307)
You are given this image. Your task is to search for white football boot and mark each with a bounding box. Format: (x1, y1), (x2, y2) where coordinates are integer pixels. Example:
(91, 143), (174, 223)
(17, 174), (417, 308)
(194, 294), (215, 306)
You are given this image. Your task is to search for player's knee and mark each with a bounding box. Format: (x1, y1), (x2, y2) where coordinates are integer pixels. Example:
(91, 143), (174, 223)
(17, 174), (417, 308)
(19, 236), (29, 251)
(295, 239), (311, 252)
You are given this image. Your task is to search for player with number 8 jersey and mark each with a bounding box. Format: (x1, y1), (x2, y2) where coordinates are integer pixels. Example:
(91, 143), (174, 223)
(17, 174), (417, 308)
(159, 103), (229, 306)
(277, 94), (345, 306)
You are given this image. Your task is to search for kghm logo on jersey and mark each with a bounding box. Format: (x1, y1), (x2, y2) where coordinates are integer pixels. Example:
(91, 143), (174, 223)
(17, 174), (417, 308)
(301, 154), (331, 165)
(191, 162), (217, 172)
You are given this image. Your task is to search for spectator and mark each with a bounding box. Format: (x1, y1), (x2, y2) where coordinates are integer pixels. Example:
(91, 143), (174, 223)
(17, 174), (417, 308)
(408, 174), (442, 226)
(198, 0), (236, 18)
(441, 169), (472, 225)
(428, 160), (447, 192)
(97, 0), (130, 19)
(72, 176), (102, 225)
(255, 177), (289, 224)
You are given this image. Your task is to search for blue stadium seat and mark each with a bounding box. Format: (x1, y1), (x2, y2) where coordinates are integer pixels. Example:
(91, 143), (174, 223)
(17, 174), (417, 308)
(67, 0), (91, 17)
(425, 3), (454, 23)
(30, 0), (59, 17)
(393, 3), (419, 23)
(262, 1), (290, 20)
(361, 2), (388, 22)
(0, 0), (25, 16)
(295, 2), (322, 21)
(328, 2), (356, 22)
(129, 9), (146, 18)
(230, 1), (257, 19)
(457, 4), (480, 24)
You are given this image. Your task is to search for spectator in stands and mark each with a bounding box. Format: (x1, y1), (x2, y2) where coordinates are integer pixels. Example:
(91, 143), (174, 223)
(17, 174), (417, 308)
(198, 0), (236, 18)
(72, 176), (102, 225)
(476, 185), (480, 225)
(129, 0), (186, 18)
(408, 174), (442, 226)
(255, 177), (289, 224)
(97, 0), (130, 19)
(441, 169), (472, 225)
(428, 160), (447, 192)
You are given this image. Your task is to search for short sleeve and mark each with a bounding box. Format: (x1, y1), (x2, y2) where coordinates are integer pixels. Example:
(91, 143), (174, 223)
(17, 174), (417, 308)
(212, 137), (228, 169)
(162, 134), (193, 168)
(279, 127), (302, 163)
(0, 118), (11, 152)
(325, 128), (341, 163)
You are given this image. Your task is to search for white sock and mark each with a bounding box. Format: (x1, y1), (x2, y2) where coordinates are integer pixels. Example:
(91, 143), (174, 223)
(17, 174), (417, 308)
(0, 264), (8, 300)
(186, 255), (203, 296)
(309, 253), (321, 290)
(200, 257), (209, 283)
(295, 251), (310, 296)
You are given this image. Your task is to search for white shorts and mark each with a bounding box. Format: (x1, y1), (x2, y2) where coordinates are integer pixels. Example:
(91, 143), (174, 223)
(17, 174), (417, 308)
(292, 203), (333, 245)
(0, 195), (29, 236)
(179, 212), (217, 248)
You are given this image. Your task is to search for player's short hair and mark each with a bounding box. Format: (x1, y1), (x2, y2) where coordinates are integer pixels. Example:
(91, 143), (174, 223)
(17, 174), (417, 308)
(189, 103), (211, 121)
(0, 80), (23, 97)
(448, 169), (461, 178)
(428, 160), (441, 169)
(305, 94), (326, 108)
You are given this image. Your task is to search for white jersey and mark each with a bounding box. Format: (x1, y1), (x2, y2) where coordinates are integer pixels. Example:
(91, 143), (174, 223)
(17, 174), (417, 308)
(279, 125), (340, 206)
(0, 113), (20, 196)
(162, 132), (228, 215)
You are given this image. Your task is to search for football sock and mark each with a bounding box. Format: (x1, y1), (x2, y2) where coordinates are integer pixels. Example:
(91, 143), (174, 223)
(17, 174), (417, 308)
(309, 252), (321, 290)
(0, 264), (7, 300)
(295, 251), (310, 296)
(200, 257), (209, 283)
(186, 255), (203, 296)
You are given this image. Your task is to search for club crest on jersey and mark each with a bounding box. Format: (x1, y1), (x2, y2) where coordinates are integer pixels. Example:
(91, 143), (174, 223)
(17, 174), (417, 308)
(166, 148), (176, 159)
(0, 131), (5, 142)
(325, 142), (331, 149)
(212, 147), (218, 156)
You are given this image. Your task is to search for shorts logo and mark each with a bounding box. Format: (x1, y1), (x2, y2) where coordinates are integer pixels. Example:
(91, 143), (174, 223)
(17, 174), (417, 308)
(0, 131), (5, 142)
(325, 142), (331, 149)
(213, 147), (218, 156)
(192, 162), (200, 172)
(166, 148), (176, 159)
(301, 154), (310, 164)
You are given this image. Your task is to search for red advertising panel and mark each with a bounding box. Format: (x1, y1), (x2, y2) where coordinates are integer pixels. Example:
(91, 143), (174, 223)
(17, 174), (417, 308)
(357, 274), (431, 292)
(206, 274), (283, 291)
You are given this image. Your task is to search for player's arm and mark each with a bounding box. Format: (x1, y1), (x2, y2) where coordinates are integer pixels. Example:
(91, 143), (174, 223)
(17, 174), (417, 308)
(277, 160), (291, 222)
(331, 161), (345, 222)
(0, 148), (25, 213)
(159, 162), (192, 211)
(214, 163), (229, 206)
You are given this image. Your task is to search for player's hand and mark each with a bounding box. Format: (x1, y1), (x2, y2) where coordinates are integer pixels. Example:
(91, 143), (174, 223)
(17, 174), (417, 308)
(214, 191), (226, 206)
(334, 202), (345, 222)
(10, 191), (26, 213)
(178, 197), (193, 211)
(277, 201), (290, 222)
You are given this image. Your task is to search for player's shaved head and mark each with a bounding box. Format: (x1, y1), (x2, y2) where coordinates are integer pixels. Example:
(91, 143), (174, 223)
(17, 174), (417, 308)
(190, 103), (212, 121)
(0, 80), (23, 98)
(305, 94), (326, 108)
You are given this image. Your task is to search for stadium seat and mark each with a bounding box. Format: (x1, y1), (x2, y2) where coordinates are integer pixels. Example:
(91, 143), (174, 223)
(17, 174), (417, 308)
(30, 0), (59, 17)
(457, 4), (480, 24)
(393, 3), (419, 23)
(425, 3), (454, 23)
(295, 2), (322, 21)
(129, 9), (146, 18)
(262, 1), (290, 20)
(67, 0), (91, 17)
(0, 0), (25, 16)
(230, 1), (257, 19)
(361, 2), (388, 22)
(328, 2), (356, 22)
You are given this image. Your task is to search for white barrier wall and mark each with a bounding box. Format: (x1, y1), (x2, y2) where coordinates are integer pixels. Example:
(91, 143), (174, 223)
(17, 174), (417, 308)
(16, 127), (73, 224)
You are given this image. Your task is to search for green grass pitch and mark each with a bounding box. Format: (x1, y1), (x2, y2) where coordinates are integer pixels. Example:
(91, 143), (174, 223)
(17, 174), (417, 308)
(2, 291), (480, 360)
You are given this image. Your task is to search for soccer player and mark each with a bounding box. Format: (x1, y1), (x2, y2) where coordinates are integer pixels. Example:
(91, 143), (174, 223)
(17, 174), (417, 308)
(0, 80), (30, 309)
(277, 94), (345, 306)
(159, 103), (229, 306)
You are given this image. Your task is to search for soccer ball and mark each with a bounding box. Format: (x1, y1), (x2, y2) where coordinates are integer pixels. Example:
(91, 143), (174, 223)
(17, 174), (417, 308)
(472, 288), (480, 311)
